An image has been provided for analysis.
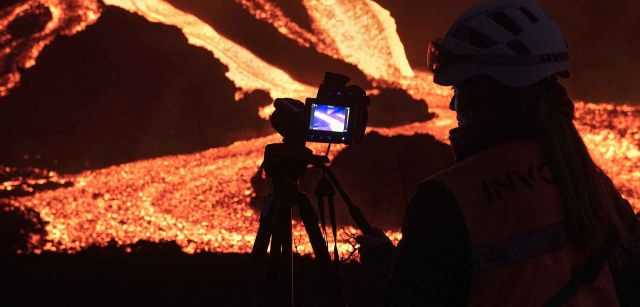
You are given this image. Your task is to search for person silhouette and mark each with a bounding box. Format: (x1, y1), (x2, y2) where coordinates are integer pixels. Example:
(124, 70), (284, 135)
(357, 0), (640, 306)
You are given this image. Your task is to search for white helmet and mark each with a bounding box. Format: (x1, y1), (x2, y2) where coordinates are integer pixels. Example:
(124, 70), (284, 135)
(427, 0), (569, 87)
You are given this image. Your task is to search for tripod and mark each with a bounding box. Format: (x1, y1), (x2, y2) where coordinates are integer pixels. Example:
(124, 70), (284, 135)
(250, 142), (354, 307)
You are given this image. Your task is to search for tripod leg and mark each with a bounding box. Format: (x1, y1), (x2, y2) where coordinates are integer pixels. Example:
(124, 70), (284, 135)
(249, 194), (278, 307)
(279, 199), (293, 307)
(249, 193), (292, 307)
(251, 194), (276, 257)
(316, 177), (333, 245)
(296, 193), (345, 306)
(267, 214), (283, 302)
(316, 194), (328, 245)
(327, 195), (342, 271)
(296, 193), (333, 267)
(264, 191), (292, 307)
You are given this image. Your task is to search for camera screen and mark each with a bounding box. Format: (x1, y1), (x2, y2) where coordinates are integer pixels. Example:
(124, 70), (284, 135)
(309, 104), (350, 133)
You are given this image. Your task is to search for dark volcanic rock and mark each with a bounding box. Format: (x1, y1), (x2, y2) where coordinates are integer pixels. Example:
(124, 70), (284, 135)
(7, 4), (52, 39)
(271, 0), (315, 34)
(0, 7), (274, 173)
(250, 132), (455, 228)
(368, 88), (434, 127)
(0, 203), (47, 253)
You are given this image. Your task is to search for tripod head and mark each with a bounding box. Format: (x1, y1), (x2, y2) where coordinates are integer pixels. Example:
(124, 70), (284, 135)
(262, 143), (329, 191)
(262, 141), (372, 233)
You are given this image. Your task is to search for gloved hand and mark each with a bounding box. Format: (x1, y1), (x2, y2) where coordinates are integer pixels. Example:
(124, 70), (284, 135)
(356, 227), (395, 273)
(355, 228), (395, 305)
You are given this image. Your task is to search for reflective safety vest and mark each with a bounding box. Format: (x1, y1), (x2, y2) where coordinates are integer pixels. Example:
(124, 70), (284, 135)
(429, 140), (619, 306)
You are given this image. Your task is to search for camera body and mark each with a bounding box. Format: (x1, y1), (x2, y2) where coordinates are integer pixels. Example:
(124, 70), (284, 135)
(271, 72), (369, 146)
(304, 72), (369, 145)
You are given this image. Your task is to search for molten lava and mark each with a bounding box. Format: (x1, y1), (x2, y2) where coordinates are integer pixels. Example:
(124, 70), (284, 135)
(301, 0), (415, 81)
(0, 0), (638, 257)
(235, 0), (335, 54)
(104, 0), (316, 101)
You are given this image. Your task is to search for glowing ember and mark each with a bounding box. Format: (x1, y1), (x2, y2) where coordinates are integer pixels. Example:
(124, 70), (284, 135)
(0, 0), (637, 257)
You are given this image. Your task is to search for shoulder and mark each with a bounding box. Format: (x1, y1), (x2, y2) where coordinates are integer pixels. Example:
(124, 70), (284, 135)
(408, 180), (458, 214)
(402, 180), (465, 240)
(413, 180), (457, 204)
(389, 182), (473, 306)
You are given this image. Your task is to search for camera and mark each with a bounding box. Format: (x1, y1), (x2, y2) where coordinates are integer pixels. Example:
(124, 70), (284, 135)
(271, 72), (370, 145)
(306, 72), (369, 144)
(255, 72), (374, 307)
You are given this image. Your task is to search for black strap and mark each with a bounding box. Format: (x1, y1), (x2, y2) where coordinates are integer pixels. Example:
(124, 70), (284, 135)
(316, 193), (327, 244)
(544, 232), (618, 307)
(315, 176), (331, 245)
(327, 191), (341, 270)
(473, 222), (568, 273)
(315, 174), (341, 271)
(453, 52), (569, 66)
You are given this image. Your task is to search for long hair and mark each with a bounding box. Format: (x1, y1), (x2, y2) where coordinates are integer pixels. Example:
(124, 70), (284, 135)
(456, 75), (636, 268)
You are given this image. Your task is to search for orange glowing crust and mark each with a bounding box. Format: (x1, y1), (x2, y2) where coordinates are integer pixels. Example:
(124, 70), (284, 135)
(1, 0), (638, 257)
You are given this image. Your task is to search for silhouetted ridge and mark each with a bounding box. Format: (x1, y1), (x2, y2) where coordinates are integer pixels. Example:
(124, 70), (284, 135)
(368, 88), (435, 127)
(0, 7), (274, 173)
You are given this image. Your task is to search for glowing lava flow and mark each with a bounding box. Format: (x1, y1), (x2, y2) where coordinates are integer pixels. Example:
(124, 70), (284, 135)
(5, 93), (639, 255)
(301, 0), (415, 81)
(234, 0), (336, 55)
(574, 102), (640, 204)
(0, 0), (101, 97)
(103, 0), (315, 102)
(3, 134), (391, 255)
(0, 0), (638, 256)
(236, 0), (415, 83)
